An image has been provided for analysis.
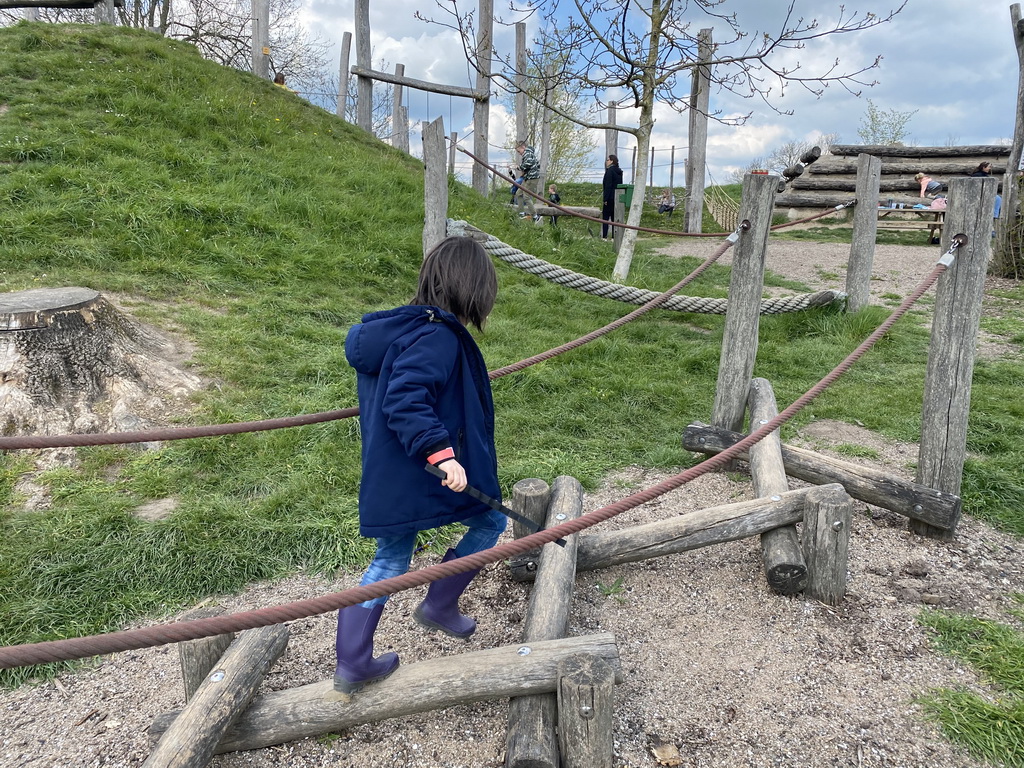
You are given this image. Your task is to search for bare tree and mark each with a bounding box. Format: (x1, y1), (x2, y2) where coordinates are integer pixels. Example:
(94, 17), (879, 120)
(422, 1), (905, 280)
(766, 132), (839, 173)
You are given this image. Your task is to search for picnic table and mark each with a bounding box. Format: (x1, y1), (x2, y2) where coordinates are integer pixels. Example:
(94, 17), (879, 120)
(876, 207), (944, 241)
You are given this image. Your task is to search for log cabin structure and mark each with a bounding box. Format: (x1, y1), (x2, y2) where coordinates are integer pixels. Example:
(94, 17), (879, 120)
(775, 144), (1010, 217)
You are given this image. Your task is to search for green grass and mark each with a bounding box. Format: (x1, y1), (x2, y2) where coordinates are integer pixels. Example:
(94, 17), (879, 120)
(0, 21), (1023, 717)
(920, 604), (1024, 766)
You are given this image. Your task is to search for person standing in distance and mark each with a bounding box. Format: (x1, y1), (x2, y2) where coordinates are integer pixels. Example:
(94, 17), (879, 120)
(514, 139), (541, 221)
(602, 154), (623, 238)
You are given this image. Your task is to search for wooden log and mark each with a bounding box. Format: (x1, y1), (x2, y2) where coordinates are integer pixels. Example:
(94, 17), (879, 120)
(149, 634), (622, 756)
(514, 487), (822, 582)
(177, 607), (234, 703)
(350, 65), (486, 102)
(507, 477), (583, 768)
(748, 379), (806, 596)
(711, 173), (776, 433)
(914, 176), (997, 539)
(847, 153), (882, 313)
(557, 654), (615, 768)
(806, 159), (1009, 175)
(799, 145), (822, 165)
(801, 485), (852, 606)
(421, 116), (447, 258)
(775, 193), (863, 209)
(471, 0), (493, 196)
(336, 31), (351, 119)
(829, 144), (1011, 158)
(511, 478), (551, 541)
(353, 0), (371, 132)
(144, 624), (289, 768)
(681, 423), (962, 529)
(782, 163), (805, 180)
(684, 28), (712, 233)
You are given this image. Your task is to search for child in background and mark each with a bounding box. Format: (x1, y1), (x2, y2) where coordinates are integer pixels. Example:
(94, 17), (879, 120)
(547, 184), (561, 226)
(334, 236), (506, 694)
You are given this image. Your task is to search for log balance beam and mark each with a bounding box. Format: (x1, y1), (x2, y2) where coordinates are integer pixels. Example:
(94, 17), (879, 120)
(149, 633), (621, 757)
(681, 423), (961, 532)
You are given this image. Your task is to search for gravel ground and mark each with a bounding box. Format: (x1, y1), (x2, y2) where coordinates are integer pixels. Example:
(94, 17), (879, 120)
(2, 238), (1022, 768)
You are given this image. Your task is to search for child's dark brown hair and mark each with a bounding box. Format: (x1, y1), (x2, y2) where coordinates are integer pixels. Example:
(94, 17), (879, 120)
(411, 236), (498, 330)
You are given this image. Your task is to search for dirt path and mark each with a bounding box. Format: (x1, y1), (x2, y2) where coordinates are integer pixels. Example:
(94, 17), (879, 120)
(2, 242), (1022, 768)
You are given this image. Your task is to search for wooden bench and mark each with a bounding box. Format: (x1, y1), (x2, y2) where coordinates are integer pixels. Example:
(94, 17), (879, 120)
(876, 207), (944, 240)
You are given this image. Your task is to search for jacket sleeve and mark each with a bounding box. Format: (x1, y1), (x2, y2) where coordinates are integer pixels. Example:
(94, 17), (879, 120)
(380, 327), (459, 459)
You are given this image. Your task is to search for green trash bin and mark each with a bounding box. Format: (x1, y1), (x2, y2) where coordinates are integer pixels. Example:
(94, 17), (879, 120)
(616, 183), (634, 208)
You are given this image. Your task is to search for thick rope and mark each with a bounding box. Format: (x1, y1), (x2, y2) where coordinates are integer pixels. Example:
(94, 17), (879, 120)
(449, 219), (846, 315)
(0, 248), (955, 670)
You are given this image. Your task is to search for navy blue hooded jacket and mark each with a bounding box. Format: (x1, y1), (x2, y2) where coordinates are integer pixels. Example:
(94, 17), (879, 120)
(345, 305), (500, 538)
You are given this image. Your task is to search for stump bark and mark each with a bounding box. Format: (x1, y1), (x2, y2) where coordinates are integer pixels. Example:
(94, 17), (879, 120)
(0, 287), (201, 458)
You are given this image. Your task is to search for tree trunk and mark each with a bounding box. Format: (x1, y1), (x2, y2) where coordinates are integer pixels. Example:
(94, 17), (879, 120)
(0, 287), (202, 471)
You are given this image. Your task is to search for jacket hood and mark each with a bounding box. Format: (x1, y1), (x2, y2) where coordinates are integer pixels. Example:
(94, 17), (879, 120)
(345, 305), (458, 376)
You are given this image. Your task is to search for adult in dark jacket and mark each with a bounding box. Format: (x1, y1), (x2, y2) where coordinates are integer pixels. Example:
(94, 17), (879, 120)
(602, 154), (623, 238)
(335, 236), (505, 694)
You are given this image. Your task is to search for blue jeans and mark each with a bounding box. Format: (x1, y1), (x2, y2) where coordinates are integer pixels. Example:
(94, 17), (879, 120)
(358, 508), (507, 607)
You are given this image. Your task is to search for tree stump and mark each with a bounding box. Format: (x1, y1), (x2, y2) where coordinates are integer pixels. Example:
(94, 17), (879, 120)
(0, 287), (202, 469)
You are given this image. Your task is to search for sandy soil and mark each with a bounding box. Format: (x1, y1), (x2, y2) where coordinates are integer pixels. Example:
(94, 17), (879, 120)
(1, 238), (1022, 768)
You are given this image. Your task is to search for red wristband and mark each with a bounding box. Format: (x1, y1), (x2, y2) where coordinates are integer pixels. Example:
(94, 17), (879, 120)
(427, 447), (455, 465)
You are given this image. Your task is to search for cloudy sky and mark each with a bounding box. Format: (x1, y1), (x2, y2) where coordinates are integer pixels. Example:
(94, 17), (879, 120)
(299, 1), (1018, 186)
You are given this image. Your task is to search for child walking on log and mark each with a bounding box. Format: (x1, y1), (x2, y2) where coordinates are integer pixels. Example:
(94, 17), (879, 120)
(335, 236), (506, 694)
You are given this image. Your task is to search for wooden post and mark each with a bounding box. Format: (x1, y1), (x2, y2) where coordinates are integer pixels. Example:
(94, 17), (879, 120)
(994, 3), (1023, 274)
(177, 607), (235, 703)
(557, 654), (615, 768)
(681, 423), (962, 530)
(448, 132), (458, 177)
(336, 31), (351, 119)
(24, 7), (40, 20)
(914, 176), (998, 538)
(250, 0), (270, 80)
(391, 64), (405, 151)
(95, 0), (115, 24)
(649, 146), (655, 187)
(710, 173), (777, 433)
(669, 145), (676, 191)
(685, 28), (712, 234)
(149, 634), (622, 756)
(801, 485), (852, 606)
(612, 189), (625, 253)
(513, 487), (823, 582)
(605, 101), (617, 163)
(846, 153), (882, 312)
(539, 63), (554, 194)
(748, 378), (807, 596)
(354, 0), (372, 132)
(506, 476), (583, 768)
(472, 0), (493, 195)
(398, 106), (409, 152)
(422, 117), (447, 258)
(511, 478), (551, 541)
(144, 625), (289, 768)
(515, 23), (528, 145)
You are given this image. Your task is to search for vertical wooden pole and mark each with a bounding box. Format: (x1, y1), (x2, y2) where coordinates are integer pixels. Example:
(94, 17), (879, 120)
(95, 0), (116, 24)
(355, 0), (372, 132)
(612, 192), (625, 253)
(605, 101), (617, 162)
(391, 64), (405, 150)
(448, 132), (458, 177)
(710, 173), (777, 432)
(422, 117), (448, 258)
(802, 484), (852, 606)
(337, 31), (351, 119)
(669, 145), (676, 191)
(994, 4), (1023, 274)
(649, 146), (655, 187)
(685, 28), (712, 234)
(515, 23), (528, 145)
(557, 655), (615, 768)
(472, 0), (493, 195)
(846, 153), (882, 312)
(250, 0), (270, 79)
(539, 64), (554, 195)
(398, 106), (410, 153)
(178, 607), (235, 704)
(914, 176), (997, 538)
(24, 7), (40, 21)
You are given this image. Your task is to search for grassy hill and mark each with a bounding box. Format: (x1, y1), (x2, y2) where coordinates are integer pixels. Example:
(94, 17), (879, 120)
(1, 22), (1022, 686)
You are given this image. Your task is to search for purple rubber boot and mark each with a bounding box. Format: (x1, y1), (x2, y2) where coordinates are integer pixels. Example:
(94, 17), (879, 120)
(333, 603), (400, 694)
(413, 549), (482, 638)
